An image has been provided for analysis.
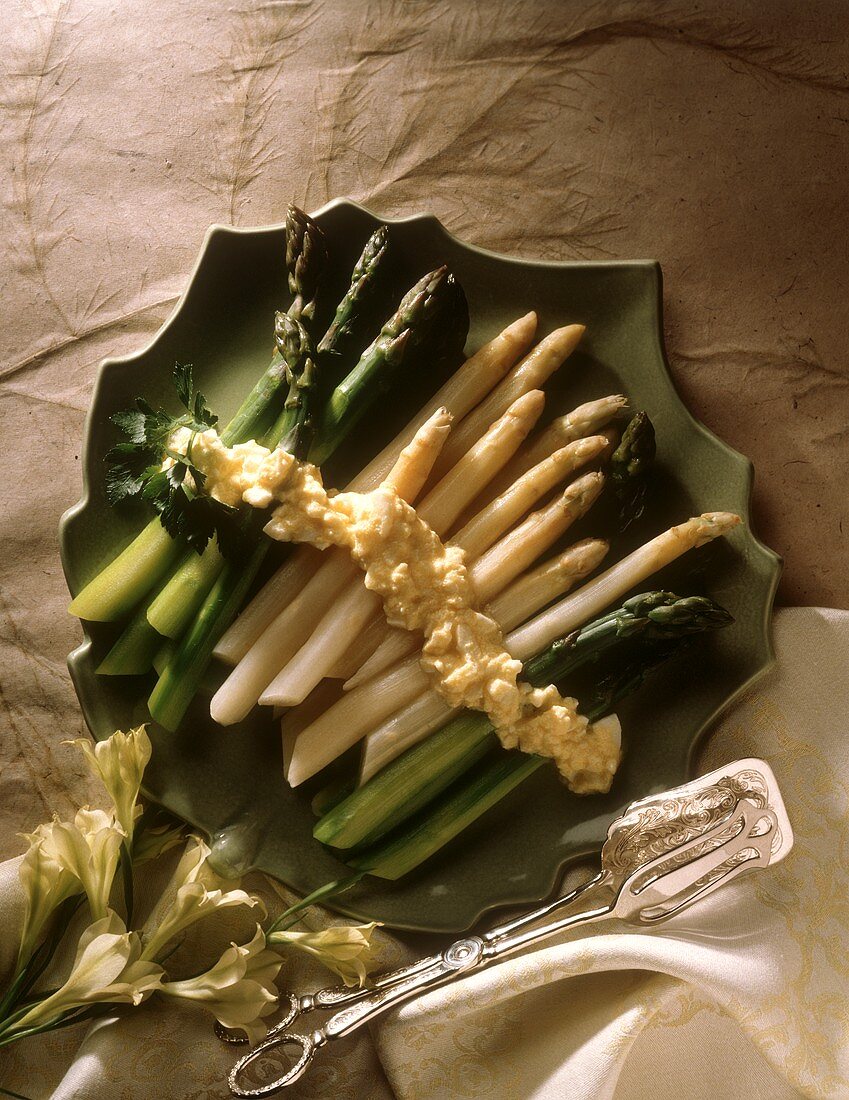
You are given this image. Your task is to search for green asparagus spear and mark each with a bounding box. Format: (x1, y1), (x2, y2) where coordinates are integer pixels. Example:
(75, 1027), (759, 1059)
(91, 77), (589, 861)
(316, 227), (390, 368)
(69, 206), (327, 624)
(149, 289), (318, 649)
(268, 313), (318, 456)
(609, 410), (656, 530)
(222, 206), (326, 447)
(147, 319), (319, 710)
(522, 592), (732, 685)
(110, 210), (326, 656)
(309, 266), (453, 465)
(314, 593), (732, 850)
(284, 203), (327, 323)
(347, 639), (700, 880)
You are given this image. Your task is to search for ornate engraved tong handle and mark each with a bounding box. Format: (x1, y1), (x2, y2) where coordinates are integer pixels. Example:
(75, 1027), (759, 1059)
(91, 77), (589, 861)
(229, 874), (620, 1097)
(229, 758), (792, 1096)
(325, 937), (483, 1037)
(286, 951), (443, 1019)
(229, 943), (481, 1096)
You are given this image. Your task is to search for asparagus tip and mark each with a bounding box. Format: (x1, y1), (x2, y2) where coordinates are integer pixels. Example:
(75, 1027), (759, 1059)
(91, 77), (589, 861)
(700, 511), (742, 536)
(570, 537), (610, 569)
(506, 388), (546, 419)
(510, 311), (538, 339)
(565, 469), (605, 505)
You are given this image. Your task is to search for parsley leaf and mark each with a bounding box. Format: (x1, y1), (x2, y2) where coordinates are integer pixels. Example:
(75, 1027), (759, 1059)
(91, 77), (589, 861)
(105, 363), (242, 558)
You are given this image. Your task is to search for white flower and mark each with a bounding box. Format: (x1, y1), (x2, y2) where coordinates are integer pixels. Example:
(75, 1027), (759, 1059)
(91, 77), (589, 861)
(131, 819), (186, 865)
(12, 911), (163, 1032)
(140, 837), (260, 961)
(67, 727), (152, 840)
(16, 823), (84, 971)
(268, 922), (382, 987)
(50, 808), (126, 921)
(159, 926), (281, 1043)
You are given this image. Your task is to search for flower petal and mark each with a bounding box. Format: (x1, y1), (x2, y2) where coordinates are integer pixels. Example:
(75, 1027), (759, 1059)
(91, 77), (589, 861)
(159, 927), (281, 1043)
(49, 809), (124, 920)
(16, 824), (83, 969)
(67, 727), (152, 839)
(140, 838), (261, 961)
(268, 922), (382, 987)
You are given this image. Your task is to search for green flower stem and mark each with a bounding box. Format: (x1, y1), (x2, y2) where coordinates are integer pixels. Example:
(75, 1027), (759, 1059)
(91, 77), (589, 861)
(119, 842), (134, 926)
(0, 898), (83, 1020)
(264, 873), (365, 937)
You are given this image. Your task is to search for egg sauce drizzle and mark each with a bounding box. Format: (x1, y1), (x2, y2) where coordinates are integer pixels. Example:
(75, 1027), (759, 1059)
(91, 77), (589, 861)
(187, 429), (621, 794)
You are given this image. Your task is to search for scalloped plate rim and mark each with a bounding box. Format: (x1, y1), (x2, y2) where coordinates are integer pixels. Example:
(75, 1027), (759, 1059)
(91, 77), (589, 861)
(58, 197), (782, 933)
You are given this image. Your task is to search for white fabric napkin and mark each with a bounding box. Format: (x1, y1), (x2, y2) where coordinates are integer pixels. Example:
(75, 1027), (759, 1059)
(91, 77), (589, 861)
(1, 607), (847, 1099)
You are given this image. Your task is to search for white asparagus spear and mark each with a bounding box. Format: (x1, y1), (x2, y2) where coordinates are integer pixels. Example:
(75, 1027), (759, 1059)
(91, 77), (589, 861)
(356, 513), (742, 779)
(259, 393), (544, 708)
(213, 546), (323, 665)
(261, 387), (547, 695)
(487, 538), (609, 630)
(477, 394), (627, 510)
(427, 325), (586, 482)
(350, 311), (537, 490)
(284, 476), (606, 785)
(343, 437), (609, 690)
(507, 512), (741, 659)
(209, 410), (453, 726)
(282, 679), (345, 781)
(361, 693), (456, 782)
(452, 435), (609, 558)
(326, 631), (383, 681)
(266, 582), (389, 712)
(468, 472), (604, 603)
(285, 653), (428, 787)
(215, 313), (537, 664)
(416, 390), (544, 534)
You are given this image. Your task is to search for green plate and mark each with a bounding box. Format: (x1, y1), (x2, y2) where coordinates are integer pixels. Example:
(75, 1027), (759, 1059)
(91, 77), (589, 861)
(59, 198), (781, 933)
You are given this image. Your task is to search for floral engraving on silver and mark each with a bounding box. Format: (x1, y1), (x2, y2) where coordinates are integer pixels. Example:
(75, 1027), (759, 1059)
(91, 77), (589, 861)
(228, 757), (793, 1097)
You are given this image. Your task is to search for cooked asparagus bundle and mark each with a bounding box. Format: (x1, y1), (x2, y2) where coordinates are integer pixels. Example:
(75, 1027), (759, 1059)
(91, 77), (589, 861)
(213, 312), (538, 666)
(216, 324), (591, 722)
(71, 205), (329, 627)
(148, 265), (466, 731)
(316, 592), (733, 855)
(334, 512), (740, 782)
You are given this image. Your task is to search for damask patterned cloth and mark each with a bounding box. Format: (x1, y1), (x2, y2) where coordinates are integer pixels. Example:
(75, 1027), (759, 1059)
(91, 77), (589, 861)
(0, 607), (846, 1099)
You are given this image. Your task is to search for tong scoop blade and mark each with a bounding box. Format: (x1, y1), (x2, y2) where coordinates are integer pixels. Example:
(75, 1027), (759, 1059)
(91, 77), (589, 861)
(601, 757), (793, 923)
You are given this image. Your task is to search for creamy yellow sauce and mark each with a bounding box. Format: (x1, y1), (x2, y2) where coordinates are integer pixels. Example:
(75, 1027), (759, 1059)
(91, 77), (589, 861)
(184, 429), (620, 793)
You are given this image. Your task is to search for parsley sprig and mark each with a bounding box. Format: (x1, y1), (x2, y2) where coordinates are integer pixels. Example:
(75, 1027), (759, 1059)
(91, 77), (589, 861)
(105, 364), (248, 557)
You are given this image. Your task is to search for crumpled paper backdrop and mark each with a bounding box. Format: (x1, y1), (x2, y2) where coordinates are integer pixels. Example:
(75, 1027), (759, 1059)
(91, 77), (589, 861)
(1, 0), (846, 958)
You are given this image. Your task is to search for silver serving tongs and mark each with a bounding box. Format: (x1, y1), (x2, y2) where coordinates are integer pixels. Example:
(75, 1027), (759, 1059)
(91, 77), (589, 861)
(229, 757), (792, 1097)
